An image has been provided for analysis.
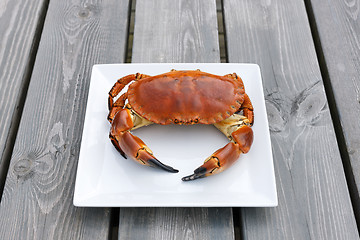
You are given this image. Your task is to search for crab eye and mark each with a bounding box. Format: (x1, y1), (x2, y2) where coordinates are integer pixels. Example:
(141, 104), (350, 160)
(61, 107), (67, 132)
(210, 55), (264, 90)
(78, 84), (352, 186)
(174, 119), (179, 124)
(194, 119), (199, 123)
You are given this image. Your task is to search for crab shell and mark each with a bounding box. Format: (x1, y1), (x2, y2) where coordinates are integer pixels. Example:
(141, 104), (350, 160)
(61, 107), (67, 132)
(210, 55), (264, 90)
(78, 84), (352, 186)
(127, 71), (245, 125)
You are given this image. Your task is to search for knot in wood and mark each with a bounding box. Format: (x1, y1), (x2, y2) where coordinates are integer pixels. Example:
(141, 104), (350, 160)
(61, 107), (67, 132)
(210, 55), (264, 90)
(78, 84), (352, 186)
(13, 159), (33, 176)
(78, 8), (90, 18)
(266, 99), (288, 132)
(349, 142), (360, 155)
(77, 4), (97, 19)
(295, 84), (326, 126)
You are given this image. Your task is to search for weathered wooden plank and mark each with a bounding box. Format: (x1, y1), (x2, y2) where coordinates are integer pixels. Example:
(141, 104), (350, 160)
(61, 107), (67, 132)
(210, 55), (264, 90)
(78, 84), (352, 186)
(0, 0), (47, 191)
(223, 0), (359, 239)
(131, 0), (220, 63)
(118, 0), (234, 240)
(0, 0), (131, 239)
(119, 208), (233, 240)
(308, 0), (360, 218)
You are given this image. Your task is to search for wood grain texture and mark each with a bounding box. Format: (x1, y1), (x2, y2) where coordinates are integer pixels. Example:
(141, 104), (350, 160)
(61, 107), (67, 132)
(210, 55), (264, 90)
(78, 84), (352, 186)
(119, 208), (234, 240)
(223, 0), (359, 239)
(118, 0), (234, 240)
(308, 0), (360, 214)
(0, 0), (47, 189)
(0, 0), (130, 239)
(131, 0), (220, 63)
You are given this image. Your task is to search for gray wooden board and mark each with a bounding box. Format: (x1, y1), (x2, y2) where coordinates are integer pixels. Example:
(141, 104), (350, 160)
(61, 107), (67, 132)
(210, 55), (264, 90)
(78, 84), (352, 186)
(118, 0), (234, 240)
(223, 0), (359, 239)
(131, 0), (220, 63)
(119, 208), (234, 240)
(308, 0), (360, 214)
(0, 0), (130, 239)
(0, 0), (48, 189)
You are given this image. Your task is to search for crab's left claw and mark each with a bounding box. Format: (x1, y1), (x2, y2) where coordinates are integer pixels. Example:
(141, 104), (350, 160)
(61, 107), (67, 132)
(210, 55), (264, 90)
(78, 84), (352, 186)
(182, 125), (253, 181)
(182, 142), (240, 181)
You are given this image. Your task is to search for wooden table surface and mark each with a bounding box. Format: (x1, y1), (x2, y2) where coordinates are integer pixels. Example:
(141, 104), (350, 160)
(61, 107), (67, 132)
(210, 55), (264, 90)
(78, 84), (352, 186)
(0, 0), (359, 239)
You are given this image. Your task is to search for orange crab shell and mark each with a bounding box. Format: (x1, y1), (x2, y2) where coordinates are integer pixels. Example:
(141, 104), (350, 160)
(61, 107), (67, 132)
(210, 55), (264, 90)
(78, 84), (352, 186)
(127, 70), (245, 125)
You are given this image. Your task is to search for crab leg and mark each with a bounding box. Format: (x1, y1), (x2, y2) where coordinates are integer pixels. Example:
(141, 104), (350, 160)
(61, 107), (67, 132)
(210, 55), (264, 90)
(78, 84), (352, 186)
(108, 73), (151, 122)
(182, 114), (253, 181)
(224, 73), (254, 125)
(110, 107), (179, 173)
(109, 74), (136, 101)
(240, 94), (254, 125)
(108, 92), (128, 122)
(109, 73), (150, 99)
(224, 73), (245, 89)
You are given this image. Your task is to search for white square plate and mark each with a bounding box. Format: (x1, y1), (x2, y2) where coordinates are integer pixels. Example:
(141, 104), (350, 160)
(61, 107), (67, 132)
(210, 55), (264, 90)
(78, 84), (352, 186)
(74, 63), (277, 207)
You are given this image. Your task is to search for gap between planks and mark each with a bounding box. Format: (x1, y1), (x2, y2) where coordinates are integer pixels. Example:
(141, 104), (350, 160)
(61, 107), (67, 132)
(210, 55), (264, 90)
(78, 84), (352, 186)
(218, 0), (241, 239)
(217, 0), (228, 63)
(125, 0), (136, 63)
(303, 0), (360, 232)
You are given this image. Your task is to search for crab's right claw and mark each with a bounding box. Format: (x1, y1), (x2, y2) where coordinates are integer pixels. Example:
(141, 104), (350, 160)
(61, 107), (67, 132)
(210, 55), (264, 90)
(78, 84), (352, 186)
(114, 132), (179, 173)
(182, 125), (253, 181)
(110, 109), (179, 173)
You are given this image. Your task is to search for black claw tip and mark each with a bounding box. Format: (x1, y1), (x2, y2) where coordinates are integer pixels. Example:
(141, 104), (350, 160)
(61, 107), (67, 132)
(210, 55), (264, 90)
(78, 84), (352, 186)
(182, 167), (207, 181)
(194, 166), (207, 174)
(120, 151), (127, 159)
(181, 173), (205, 181)
(110, 135), (127, 159)
(148, 159), (179, 173)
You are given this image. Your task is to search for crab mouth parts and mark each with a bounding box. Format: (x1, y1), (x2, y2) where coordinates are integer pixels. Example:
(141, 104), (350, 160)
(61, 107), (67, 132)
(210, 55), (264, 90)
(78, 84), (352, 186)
(173, 118), (199, 125)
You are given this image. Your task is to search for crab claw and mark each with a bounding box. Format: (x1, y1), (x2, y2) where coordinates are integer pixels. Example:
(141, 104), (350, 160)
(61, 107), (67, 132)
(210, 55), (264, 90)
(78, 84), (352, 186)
(182, 142), (241, 181)
(111, 109), (179, 173)
(182, 125), (253, 181)
(112, 131), (179, 173)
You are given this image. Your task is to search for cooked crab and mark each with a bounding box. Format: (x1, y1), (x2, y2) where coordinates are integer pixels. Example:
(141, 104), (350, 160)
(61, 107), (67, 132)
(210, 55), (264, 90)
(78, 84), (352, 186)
(108, 69), (254, 181)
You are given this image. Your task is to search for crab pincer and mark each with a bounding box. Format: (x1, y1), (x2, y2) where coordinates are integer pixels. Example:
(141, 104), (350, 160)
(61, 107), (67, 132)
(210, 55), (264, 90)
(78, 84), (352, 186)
(110, 108), (179, 173)
(182, 125), (253, 181)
